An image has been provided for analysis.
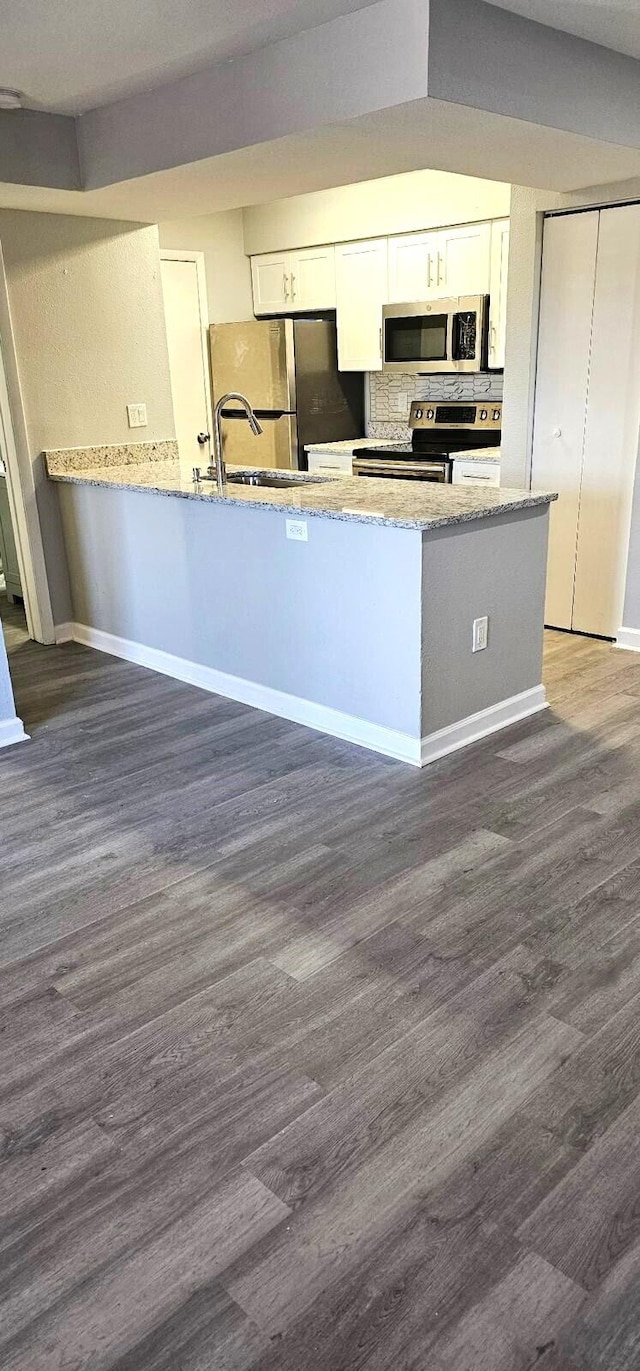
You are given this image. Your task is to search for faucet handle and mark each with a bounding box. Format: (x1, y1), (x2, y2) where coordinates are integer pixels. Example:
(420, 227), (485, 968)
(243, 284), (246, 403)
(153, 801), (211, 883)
(192, 467), (201, 483)
(197, 432), (211, 446)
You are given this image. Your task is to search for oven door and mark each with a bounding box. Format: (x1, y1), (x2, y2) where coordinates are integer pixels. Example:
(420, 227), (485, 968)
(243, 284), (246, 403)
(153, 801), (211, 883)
(353, 457), (451, 482)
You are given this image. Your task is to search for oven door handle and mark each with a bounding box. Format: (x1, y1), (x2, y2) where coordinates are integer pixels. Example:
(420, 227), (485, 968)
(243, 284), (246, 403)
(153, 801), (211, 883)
(353, 459), (449, 477)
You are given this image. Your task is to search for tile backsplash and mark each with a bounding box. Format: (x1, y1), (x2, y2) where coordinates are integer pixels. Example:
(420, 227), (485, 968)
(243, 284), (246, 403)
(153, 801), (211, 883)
(366, 372), (504, 441)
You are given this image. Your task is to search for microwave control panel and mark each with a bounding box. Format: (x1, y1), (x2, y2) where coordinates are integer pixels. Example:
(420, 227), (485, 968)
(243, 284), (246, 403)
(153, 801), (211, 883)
(410, 401), (502, 430)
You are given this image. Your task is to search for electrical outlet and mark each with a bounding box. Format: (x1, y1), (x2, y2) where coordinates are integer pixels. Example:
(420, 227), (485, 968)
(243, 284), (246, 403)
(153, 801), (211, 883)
(127, 402), (147, 429)
(472, 615), (489, 652)
(286, 518), (308, 542)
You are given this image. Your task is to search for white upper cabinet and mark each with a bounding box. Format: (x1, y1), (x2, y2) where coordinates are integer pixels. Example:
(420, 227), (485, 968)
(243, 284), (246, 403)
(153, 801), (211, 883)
(251, 246), (335, 314)
(488, 219), (510, 369)
(437, 222), (492, 296)
(335, 239), (388, 372)
(388, 233), (433, 302)
(251, 252), (291, 314)
(289, 245), (335, 311)
(387, 222), (492, 303)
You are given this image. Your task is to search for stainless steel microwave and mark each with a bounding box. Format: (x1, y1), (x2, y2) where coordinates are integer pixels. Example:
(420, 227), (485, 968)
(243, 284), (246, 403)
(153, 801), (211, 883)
(382, 295), (489, 374)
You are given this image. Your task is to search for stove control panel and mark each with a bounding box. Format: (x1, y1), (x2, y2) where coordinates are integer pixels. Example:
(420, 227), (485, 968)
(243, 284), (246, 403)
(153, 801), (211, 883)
(410, 400), (502, 430)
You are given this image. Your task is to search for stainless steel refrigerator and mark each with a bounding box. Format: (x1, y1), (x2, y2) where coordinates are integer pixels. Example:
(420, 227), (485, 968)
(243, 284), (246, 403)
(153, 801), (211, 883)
(209, 318), (364, 470)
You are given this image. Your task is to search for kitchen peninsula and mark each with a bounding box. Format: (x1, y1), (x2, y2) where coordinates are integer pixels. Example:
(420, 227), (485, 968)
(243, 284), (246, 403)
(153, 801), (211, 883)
(46, 445), (556, 766)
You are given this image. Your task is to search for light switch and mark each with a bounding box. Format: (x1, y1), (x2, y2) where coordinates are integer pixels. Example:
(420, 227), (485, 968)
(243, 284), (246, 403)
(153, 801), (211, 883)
(127, 403), (147, 428)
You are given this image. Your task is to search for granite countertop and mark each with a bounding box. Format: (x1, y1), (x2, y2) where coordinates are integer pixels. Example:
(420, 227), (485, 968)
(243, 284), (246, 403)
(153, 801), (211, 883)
(45, 449), (556, 531)
(453, 447), (502, 464)
(304, 438), (400, 453)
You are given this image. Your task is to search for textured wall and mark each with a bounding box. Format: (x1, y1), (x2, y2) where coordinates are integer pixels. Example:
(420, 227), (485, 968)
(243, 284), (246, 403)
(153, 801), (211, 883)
(0, 211), (176, 623)
(159, 212), (253, 323)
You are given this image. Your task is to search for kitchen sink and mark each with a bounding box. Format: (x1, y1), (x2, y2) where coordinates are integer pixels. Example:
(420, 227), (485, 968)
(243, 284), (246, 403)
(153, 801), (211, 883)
(225, 472), (313, 488)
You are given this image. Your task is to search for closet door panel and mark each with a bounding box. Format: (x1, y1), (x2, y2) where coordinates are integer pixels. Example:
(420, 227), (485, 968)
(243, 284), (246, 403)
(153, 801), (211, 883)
(573, 204), (640, 638)
(531, 212), (599, 630)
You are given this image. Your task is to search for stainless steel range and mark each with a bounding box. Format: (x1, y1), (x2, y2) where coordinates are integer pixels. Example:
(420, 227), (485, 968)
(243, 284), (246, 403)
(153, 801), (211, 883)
(354, 400), (502, 482)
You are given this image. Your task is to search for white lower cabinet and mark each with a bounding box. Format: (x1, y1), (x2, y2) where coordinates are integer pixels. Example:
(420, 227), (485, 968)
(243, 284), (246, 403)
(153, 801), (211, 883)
(335, 239), (388, 371)
(452, 459), (500, 487)
(532, 204), (640, 638)
(306, 448), (354, 475)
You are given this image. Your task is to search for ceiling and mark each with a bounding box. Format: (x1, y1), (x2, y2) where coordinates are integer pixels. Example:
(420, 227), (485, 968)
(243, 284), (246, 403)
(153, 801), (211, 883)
(491, 0), (640, 61)
(2, 96), (640, 224)
(0, 0), (638, 116)
(0, 0), (377, 114)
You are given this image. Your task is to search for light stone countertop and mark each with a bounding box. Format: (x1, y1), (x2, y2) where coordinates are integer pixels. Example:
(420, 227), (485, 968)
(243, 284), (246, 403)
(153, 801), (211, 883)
(304, 438), (400, 453)
(45, 452), (556, 531)
(452, 447), (502, 464)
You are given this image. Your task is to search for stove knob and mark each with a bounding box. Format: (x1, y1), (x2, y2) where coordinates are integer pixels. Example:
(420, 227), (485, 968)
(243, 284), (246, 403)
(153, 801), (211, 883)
(493, 409), (501, 421)
(479, 409), (488, 421)
(415, 408), (423, 419)
(426, 408), (435, 420)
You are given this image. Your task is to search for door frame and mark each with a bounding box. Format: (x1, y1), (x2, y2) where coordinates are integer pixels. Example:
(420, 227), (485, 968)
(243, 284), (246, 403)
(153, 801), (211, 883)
(0, 244), (55, 644)
(159, 249), (213, 443)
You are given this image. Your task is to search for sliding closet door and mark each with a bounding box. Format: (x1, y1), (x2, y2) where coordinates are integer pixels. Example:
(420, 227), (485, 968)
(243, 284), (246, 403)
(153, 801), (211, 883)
(531, 211), (599, 630)
(572, 204), (640, 638)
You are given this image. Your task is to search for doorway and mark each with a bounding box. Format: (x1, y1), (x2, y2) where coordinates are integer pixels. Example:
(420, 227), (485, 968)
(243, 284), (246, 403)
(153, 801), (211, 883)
(160, 251), (212, 470)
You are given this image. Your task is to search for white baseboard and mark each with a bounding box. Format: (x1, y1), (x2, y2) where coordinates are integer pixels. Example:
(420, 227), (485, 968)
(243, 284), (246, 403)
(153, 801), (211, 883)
(420, 685), (548, 766)
(68, 622), (546, 768)
(69, 622), (423, 764)
(54, 622), (74, 644)
(616, 627), (640, 652)
(0, 715), (29, 749)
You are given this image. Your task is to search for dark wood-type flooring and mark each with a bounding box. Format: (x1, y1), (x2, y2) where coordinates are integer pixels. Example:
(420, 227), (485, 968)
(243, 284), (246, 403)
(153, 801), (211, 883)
(3, 591), (640, 1368)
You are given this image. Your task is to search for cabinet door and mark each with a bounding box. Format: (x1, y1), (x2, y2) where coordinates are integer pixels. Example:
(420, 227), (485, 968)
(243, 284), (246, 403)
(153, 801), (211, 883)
(437, 223), (492, 296)
(251, 252), (291, 314)
(387, 233), (433, 303)
(335, 239), (388, 371)
(452, 460), (500, 487)
(573, 204), (640, 638)
(289, 246), (335, 311)
(488, 219), (510, 369)
(531, 211), (599, 630)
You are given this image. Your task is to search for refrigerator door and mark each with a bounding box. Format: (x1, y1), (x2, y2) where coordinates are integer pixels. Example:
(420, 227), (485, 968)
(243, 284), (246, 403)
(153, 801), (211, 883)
(210, 319), (295, 413)
(220, 411), (297, 470)
(292, 319), (364, 463)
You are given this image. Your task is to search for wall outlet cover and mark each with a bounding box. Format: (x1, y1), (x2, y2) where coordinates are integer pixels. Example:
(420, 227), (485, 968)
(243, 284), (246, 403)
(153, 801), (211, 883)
(286, 518), (308, 542)
(127, 402), (148, 428)
(472, 615), (489, 652)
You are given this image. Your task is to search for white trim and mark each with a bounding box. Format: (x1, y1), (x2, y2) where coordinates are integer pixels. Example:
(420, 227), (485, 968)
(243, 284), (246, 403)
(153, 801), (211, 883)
(420, 686), (548, 766)
(0, 243), (55, 644)
(66, 622), (547, 768)
(54, 621), (74, 644)
(616, 627), (640, 652)
(0, 715), (29, 748)
(159, 249), (213, 440)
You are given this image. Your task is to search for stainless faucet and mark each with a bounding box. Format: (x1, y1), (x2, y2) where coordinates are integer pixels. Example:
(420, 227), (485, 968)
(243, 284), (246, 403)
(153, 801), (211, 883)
(211, 392), (263, 491)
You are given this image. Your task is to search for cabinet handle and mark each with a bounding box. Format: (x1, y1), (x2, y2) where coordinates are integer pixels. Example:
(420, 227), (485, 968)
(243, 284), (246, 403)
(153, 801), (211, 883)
(427, 255), (433, 288)
(437, 251), (444, 286)
(283, 273), (289, 300)
(290, 271), (296, 302)
(552, 426), (562, 438)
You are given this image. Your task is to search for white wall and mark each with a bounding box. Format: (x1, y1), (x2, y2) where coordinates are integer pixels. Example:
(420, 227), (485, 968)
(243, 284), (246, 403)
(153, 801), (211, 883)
(158, 211), (253, 322)
(0, 211), (176, 623)
(243, 169), (511, 255)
